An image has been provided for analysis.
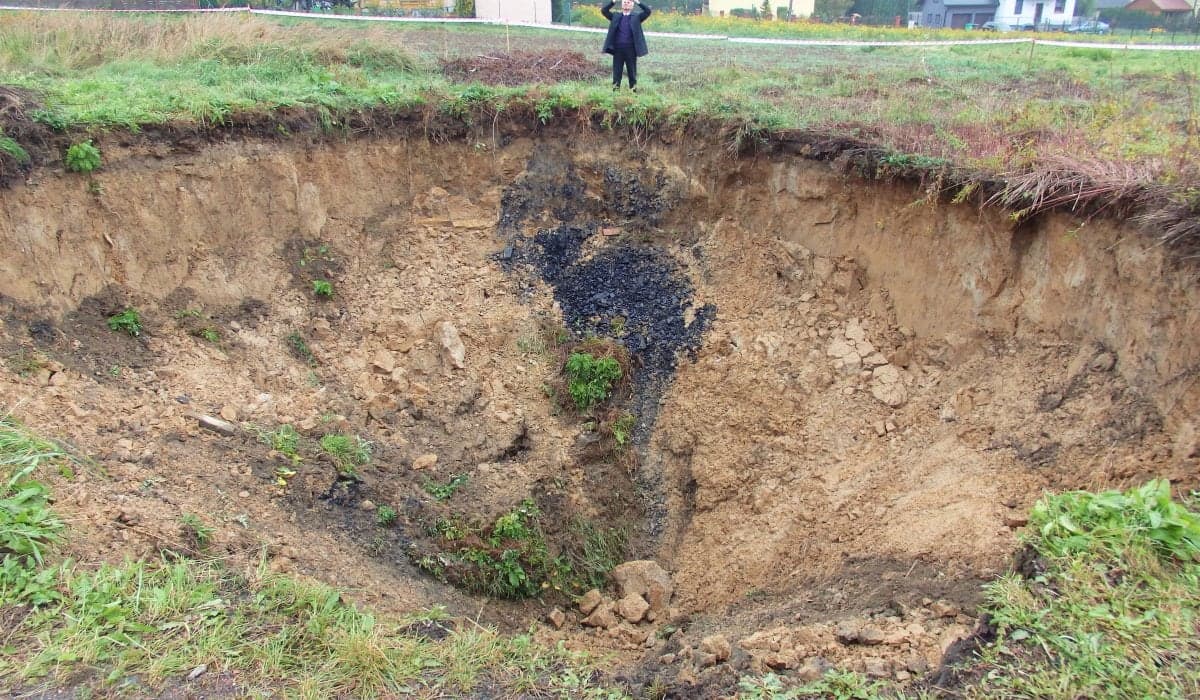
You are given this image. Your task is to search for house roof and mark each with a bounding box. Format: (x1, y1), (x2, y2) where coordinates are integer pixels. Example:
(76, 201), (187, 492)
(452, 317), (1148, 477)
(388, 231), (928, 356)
(1130, 0), (1194, 10)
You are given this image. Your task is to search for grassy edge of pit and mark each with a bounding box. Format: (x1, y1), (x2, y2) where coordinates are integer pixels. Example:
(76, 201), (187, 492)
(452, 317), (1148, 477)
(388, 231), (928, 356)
(0, 414), (630, 699)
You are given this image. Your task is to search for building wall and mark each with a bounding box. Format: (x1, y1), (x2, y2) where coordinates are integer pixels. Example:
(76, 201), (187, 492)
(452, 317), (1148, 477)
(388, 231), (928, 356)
(475, 0), (551, 22)
(709, 0), (815, 18)
(994, 0), (1077, 25)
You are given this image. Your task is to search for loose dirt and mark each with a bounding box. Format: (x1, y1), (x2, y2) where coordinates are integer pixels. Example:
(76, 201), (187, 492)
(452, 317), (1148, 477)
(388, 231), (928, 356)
(441, 50), (603, 86)
(1, 125), (1196, 696)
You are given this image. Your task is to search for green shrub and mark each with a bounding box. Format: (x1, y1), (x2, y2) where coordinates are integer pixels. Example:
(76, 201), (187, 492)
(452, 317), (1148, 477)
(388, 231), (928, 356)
(65, 140), (101, 173)
(564, 352), (622, 412)
(610, 413), (636, 447)
(106, 308), (142, 337)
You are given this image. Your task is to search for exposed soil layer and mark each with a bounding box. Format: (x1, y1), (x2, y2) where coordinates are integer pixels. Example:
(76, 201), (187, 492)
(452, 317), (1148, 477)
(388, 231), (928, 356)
(1, 129), (1197, 695)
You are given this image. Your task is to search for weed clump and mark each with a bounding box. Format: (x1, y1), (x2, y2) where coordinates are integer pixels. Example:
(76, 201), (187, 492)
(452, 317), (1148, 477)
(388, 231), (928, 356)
(413, 499), (569, 599)
(311, 279), (334, 298)
(319, 433), (371, 478)
(565, 352), (621, 412)
(106, 308), (142, 337)
(64, 140), (101, 173)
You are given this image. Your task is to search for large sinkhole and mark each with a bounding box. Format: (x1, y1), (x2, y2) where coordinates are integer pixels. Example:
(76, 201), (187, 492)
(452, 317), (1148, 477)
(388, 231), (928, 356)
(1, 134), (1196, 682)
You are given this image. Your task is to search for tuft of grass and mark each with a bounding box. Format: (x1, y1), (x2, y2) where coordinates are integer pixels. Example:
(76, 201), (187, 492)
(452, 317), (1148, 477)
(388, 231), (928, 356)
(286, 330), (316, 365)
(106, 308), (142, 337)
(319, 433), (371, 478)
(562, 518), (628, 593)
(252, 423), (302, 461)
(0, 131), (30, 164)
(376, 504), (397, 527)
(178, 513), (215, 551)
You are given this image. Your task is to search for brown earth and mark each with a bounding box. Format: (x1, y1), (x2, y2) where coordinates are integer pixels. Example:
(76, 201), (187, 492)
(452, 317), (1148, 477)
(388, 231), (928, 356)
(1, 126), (1197, 696)
(440, 50), (603, 86)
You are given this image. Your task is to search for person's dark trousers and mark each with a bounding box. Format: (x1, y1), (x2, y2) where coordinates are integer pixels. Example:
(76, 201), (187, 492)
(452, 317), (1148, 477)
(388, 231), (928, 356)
(612, 45), (638, 88)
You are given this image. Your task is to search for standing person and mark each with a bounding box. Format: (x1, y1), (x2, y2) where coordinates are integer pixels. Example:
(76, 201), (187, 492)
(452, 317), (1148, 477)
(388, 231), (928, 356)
(602, 0), (652, 92)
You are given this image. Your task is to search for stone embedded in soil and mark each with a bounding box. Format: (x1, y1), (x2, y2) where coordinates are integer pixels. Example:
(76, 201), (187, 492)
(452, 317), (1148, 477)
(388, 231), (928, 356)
(371, 350), (395, 374)
(437, 321), (466, 369)
(547, 608), (567, 630)
(863, 657), (891, 678)
(870, 364), (909, 407)
(577, 589), (603, 615)
(699, 634), (732, 662)
(195, 414), (237, 437)
(797, 657), (831, 682)
(412, 453), (438, 470)
(219, 405), (239, 422)
(930, 600), (961, 618)
(1003, 513), (1030, 528)
(834, 620), (862, 644)
(616, 592), (650, 624)
(611, 560), (674, 614)
(858, 625), (886, 645)
(582, 602), (618, 630)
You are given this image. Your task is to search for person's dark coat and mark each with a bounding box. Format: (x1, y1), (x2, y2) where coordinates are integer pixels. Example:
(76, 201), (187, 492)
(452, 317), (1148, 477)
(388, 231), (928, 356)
(602, 1), (651, 57)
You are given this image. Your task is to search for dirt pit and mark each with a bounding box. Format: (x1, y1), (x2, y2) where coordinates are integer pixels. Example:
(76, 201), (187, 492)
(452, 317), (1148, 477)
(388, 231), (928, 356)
(1, 130), (1198, 695)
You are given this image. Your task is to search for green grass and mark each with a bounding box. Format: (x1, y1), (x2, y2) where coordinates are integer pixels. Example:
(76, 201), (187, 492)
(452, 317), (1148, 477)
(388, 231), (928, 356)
(319, 433), (372, 477)
(0, 415), (629, 698)
(1, 13), (1196, 193)
(962, 480), (1200, 699)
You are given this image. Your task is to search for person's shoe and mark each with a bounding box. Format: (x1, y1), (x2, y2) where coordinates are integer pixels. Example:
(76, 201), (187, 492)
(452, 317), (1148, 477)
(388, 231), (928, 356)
(631, 86), (638, 93)
(613, 84), (620, 92)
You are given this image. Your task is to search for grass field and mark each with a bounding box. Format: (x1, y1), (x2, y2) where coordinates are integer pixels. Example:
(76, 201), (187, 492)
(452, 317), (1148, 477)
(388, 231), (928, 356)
(1, 10), (1197, 195)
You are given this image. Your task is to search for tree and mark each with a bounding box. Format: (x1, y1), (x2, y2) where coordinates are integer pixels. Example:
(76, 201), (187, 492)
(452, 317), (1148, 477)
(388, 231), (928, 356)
(761, 0), (773, 17)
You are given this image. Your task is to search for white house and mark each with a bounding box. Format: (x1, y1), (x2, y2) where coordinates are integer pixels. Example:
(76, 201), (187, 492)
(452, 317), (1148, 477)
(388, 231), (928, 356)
(708, 0), (815, 18)
(993, 0), (1077, 27)
(474, 0), (552, 23)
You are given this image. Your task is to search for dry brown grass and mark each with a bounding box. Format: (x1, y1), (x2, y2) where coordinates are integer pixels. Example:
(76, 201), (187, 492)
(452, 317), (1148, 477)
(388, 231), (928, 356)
(0, 12), (414, 70)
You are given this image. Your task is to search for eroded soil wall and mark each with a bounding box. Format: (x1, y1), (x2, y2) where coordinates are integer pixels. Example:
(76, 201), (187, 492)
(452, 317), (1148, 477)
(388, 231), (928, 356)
(1, 130), (1197, 677)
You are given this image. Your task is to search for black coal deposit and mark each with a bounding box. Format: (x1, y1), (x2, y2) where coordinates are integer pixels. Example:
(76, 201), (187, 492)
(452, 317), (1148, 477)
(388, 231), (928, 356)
(505, 223), (715, 424)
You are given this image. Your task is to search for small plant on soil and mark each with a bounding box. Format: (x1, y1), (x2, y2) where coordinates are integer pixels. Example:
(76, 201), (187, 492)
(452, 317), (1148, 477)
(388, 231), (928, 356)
(413, 499), (570, 599)
(179, 513), (214, 550)
(64, 140), (101, 173)
(286, 331), (315, 365)
(251, 423), (302, 462)
(376, 505), (398, 527)
(311, 279), (334, 298)
(106, 308), (142, 337)
(609, 412), (636, 447)
(319, 433), (371, 478)
(6, 350), (47, 377)
(0, 132), (31, 164)
(564, 352), (622, 412)
(424, 474), (468, 501)
(190, 326), (220, 343)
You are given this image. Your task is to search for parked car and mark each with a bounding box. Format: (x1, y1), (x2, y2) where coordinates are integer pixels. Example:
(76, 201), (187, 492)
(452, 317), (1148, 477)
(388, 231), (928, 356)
(980, 21), (1014, 31)
(1067, 20), (1111, 34)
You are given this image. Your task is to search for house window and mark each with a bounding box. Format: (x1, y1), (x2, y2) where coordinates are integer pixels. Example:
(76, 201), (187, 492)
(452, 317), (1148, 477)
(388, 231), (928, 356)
(1053, 0), (1064, 11)
(1015, 0), (1023, 13)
